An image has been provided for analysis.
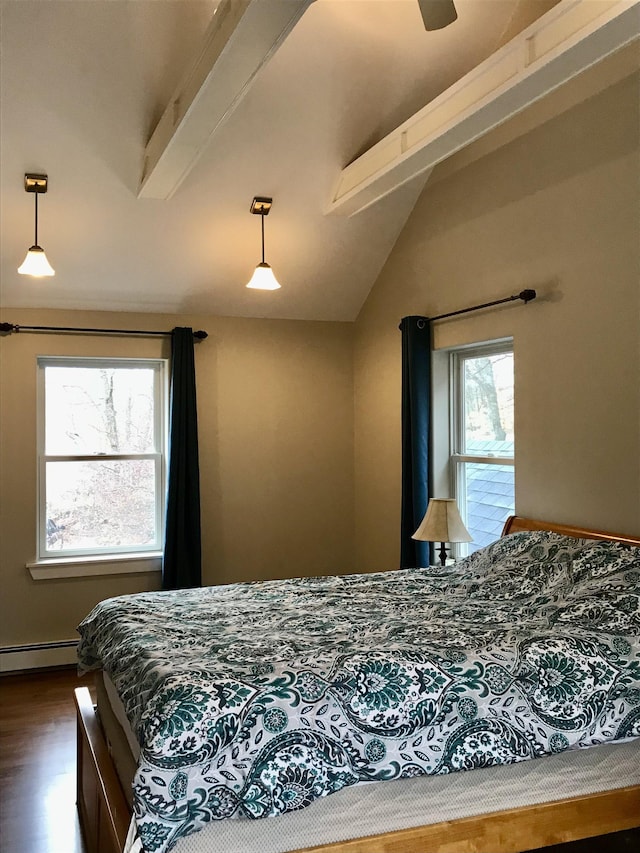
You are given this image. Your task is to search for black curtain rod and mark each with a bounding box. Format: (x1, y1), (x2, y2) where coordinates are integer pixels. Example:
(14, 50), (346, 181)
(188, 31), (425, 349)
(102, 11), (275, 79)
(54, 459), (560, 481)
(1, 289), (536, 339)
(430, 289), (536, 322)
(0, 322), (208, 339)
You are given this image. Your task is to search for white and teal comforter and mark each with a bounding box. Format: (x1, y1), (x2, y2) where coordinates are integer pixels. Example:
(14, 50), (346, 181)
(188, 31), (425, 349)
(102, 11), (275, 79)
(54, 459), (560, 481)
(77, 531), (640, 853)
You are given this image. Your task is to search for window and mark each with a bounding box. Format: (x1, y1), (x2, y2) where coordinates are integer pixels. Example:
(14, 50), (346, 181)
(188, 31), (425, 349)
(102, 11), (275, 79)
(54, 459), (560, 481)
(450, 342), (514, 556)
(37, 357), (167, 560)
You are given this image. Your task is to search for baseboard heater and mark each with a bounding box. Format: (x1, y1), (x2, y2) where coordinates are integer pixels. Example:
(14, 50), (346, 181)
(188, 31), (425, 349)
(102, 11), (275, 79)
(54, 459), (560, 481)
(0, 639), (79, 673)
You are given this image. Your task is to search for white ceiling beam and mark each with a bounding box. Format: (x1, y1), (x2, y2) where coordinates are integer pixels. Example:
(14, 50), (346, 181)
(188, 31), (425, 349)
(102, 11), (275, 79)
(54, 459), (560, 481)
(139, 0), (314, 199)
(330, 0), (640, 216)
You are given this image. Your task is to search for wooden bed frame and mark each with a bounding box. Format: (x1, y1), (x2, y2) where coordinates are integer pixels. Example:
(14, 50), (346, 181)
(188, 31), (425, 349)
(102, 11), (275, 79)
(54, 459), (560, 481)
(75, 515), (640, 853)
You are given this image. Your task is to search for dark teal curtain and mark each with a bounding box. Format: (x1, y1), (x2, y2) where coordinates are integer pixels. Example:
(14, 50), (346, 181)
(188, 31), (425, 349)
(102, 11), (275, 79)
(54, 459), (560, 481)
(163, 327), (202, 589)
(400, 316), (433, 568)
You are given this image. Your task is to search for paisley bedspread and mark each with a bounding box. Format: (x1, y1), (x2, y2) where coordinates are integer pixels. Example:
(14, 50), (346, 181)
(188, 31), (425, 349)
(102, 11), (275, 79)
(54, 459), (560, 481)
(77, 531), (640, 853)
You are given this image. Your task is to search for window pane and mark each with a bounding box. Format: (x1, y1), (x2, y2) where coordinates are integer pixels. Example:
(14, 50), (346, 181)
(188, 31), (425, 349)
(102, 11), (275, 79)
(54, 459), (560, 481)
(45, 366), (156, 454)
(462, 462), (514, 554)
(463, 352), (513, 456)
(45, 460), (157, 552)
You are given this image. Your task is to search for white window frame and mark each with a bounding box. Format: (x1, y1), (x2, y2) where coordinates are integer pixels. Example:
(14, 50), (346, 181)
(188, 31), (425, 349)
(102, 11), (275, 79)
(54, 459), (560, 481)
(449, 340), (514, 557)
(36, 356), (168, 562)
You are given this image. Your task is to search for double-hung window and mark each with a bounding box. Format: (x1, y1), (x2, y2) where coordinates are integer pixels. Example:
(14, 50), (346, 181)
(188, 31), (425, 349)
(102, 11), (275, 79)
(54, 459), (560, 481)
(450, 341), (514, 556)
(37, 357), (167, 560)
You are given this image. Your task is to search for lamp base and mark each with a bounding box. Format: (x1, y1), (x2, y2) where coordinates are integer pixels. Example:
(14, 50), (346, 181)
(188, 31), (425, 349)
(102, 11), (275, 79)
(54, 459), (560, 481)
(438, 542), (448, 567)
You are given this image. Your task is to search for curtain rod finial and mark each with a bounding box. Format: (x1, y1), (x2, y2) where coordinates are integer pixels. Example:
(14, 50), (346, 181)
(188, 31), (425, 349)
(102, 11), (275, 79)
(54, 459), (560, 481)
(193, 330), (208, 340)
(520, 289), (536, 303)
(0, 322), (16, 334)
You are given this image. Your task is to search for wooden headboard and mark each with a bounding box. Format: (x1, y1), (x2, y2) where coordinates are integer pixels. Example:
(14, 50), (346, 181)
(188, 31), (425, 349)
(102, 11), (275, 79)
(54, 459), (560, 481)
(502, 515), (640, 548)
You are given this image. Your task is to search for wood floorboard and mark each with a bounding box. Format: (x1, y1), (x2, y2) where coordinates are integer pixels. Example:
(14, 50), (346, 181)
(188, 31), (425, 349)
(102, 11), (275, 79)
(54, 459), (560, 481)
(0, 667), (638, 853)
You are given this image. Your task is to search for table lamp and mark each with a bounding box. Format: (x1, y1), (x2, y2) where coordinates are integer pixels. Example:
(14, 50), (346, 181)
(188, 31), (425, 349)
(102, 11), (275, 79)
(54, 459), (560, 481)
(412, 498), (472, 566)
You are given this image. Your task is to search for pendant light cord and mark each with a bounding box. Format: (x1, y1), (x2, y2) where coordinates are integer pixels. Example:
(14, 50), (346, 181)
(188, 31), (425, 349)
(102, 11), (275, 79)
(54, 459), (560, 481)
(261, 212), (265, 263)
(34, 189), (39, 246)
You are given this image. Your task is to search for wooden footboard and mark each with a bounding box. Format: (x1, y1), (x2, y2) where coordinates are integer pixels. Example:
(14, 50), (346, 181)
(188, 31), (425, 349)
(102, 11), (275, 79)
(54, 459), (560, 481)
(75, 686), (130, 853)
(298, 788), (640, 852)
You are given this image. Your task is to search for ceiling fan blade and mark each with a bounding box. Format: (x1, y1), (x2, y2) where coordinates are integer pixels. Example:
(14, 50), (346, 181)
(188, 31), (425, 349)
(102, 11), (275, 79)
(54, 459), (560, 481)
(418, 0), (458, 31)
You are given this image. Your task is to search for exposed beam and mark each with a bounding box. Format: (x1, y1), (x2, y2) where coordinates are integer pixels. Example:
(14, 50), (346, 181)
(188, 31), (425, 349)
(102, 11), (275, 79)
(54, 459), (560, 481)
(330, 0), (640, 216)
(139, 0), (314, 199)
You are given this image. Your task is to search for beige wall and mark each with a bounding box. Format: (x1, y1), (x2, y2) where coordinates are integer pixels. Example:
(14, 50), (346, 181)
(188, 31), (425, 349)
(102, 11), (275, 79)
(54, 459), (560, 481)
(2, 72), (639, 651)
(354, 73), (640, 571)
(0, 308), (354, 647)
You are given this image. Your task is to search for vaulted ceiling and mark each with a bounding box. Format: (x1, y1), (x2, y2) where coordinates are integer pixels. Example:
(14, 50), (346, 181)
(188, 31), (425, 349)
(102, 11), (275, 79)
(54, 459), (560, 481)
(1, 0), (633, 321)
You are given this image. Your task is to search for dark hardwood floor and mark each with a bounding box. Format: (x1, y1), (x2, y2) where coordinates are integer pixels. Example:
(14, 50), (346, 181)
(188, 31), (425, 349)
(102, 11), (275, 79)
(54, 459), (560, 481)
(0, 667), (94, 853)
(0, 667), (638, 853)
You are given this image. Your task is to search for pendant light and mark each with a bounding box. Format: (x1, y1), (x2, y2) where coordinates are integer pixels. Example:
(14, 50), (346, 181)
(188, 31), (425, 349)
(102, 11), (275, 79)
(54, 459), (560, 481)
(246, 196), (281, 290)
(18, 173), (55, 277)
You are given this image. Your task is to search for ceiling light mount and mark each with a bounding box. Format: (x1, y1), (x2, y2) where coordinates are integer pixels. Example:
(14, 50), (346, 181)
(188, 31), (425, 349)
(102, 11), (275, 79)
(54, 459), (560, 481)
(24, 173), (49, 193)
(418, 0), (458, 31)
(18, 172), (55, 278)
(246, 196), (281, 291)
(250, 196), (272, 216)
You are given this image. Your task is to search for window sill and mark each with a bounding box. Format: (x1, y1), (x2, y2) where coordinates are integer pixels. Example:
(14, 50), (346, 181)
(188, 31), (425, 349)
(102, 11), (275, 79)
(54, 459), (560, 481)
(26, 552), (162, 580)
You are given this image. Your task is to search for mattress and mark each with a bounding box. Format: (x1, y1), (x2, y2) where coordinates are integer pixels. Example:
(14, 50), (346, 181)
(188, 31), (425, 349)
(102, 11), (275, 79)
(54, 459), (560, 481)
(96, 670), (139, 808)
(98, 669), (640, 853)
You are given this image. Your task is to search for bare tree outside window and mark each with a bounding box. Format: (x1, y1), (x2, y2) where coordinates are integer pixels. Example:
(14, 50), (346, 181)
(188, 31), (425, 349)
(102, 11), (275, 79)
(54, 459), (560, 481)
(463, 353), (513, 452)
(40, 359), (165, 557)
(452, 346), (514, 556)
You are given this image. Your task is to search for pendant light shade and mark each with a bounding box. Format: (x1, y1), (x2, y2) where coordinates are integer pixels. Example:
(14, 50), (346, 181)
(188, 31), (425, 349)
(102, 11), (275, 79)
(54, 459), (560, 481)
(246, 196), (281, 290)
(18, 174), (55, 277)
(246, 261), (281, 290)
(18, 246), (56, 277)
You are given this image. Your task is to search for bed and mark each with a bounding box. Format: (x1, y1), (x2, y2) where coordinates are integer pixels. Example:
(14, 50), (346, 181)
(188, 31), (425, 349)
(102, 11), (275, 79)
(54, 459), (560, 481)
(74, 515), (640, 853)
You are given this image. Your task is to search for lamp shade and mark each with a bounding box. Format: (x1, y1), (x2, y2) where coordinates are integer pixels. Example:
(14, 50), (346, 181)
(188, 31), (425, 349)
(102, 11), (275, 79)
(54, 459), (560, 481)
(412, 498), (471, 543)
(17, 245), (55, 277)
(246, 261), (281, 290)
